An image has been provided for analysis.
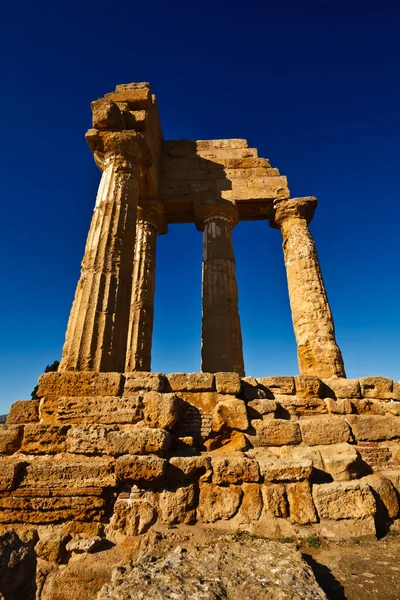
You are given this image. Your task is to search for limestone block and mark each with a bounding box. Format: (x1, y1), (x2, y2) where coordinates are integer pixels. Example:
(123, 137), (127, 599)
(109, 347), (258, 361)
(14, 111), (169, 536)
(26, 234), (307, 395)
(205, 431), (248, 453)
(124, 372), (166, 393)
(19, 458), (116, 490)
(318, 443), (361, 481)
(106, 86), (152, 108)
(91, 98), (124, 130)
(115, 455), (166, 484)
(0, 460), (25, 492)
(363, 474), (399, 519)
(7, 400), (39, 425)
(37, 372), (123, 398)
(312, 481), (376, 520)
(106, 428), (171, 456)
(274, 395), (327, 416)
(323, 398), (352, 414)
(0, 495), (106, 523)
(110, 498), (156, 536)
(36, 530), (71, 563)
(247, 399), (277, 420)
(66, 536), (103, 553)
(351, 398), (386, 415)
(360, 376), (393, 399)
(240, 483), (263, 522)
(286, 481), (317, 524)
(211, 456), (259, 484)
(386, 401), (400, 416)
(168, 456), (211, 481)
(393, 382), (400, 400)
(322, 377), (361, 399)
(259, 445), (325, 471)
(257, 377), (295, 396)
(319, 517), (376, 540)
(40, 396), (142, 425)
(21, 424), (70, 454)
(197, 483), (242, 522)
(0, 426), (23, 454)
(251, 419), (301, 446)
(382, 470), (400, 494)
(212, 397), (249, 432)
(347, 415), (400, 441)
(158, 484), (197, 524)
(258, 458), (312, 482)
(295, 376), (324, 399)
(141, 391), (181, 430)
(166, 372), (215, 392)
(214, 372), (241, 394)
(66, 426), (110, 454)
(262, 484), (288, 517)
(299, 417), (351, 445)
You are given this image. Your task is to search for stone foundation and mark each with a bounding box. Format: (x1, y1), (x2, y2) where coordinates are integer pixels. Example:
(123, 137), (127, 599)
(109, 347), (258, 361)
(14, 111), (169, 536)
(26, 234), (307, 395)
(1, 373), (400, 542)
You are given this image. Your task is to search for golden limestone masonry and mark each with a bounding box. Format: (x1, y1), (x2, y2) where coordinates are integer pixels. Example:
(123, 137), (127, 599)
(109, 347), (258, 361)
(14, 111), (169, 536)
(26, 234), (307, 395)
(1, 83), (399, 547)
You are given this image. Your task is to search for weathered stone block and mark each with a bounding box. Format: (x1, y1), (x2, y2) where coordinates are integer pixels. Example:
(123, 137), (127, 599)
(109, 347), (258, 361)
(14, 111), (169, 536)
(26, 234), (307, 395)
(247, 399), (277, 419)
(110, 498), (156, 536)
(274, 395), (327, 416)
(261, 484), (288, 517)
(386, 401), (400, 416)
(323, 377), (361, 399)
(66, 426), (110, 454)
(19, 458), (116, 489)
(141, 391), (181, 429)
(363, 474), (399, 519)
(0, 461), (25, 492)
(124, 372), (165, 393)
(21, 424), (70, 454)
(166, 372), (214, 392)
(106, 428), (171, 456)
(257, 376), (295, 395)
(158, 484), (197, 524)
(323, 398), (352, 414)
(240, 483), (263, 522)
(37, 372), (123, 398)
(214, 372), (241, 394)
(294, 376), (323, 399)
(258, 458), (312, 482)
(0, 496), (106, 523)
(0, 426), (23, 454)
(286, 481), (317, 524)
(168, 456), (211, 481)
(252, 419), (301, 446)
(312, 481), (376, 520)
(211, 456), (259, 484)
(40, 396), (142, 425)
(115, 455), (166, 484)
(241, 377), (266, 402)
(318, 443), (361, 481)
(204, 431), (248, 453)
(299, 417), (351, 445)
(212, 397), (249, 432)
(36, 530), (71, 563)
(91, 98), (124, 130)
(197, 483), (242, 522)
(347, 415), (400, 441)
(7, 400), (39, 425)
(319, 517), (376, 540)
(360, 376), (393, 399)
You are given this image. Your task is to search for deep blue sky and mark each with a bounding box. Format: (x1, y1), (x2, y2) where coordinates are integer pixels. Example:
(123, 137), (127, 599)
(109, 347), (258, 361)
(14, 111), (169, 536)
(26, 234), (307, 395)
(1, 0), (399, 412)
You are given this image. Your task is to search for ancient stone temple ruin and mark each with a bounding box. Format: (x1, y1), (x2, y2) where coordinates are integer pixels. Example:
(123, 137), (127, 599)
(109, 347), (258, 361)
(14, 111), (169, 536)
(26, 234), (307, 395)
(1, 83), (400, 547)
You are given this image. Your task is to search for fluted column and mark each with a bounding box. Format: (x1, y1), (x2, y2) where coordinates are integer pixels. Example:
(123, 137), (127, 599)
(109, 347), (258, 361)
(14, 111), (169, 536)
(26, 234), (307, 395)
(59, 131), (151, 372)
(194, 199), (245, 375)
(125, 201), (167, 371)
(271, 197), (345, 378)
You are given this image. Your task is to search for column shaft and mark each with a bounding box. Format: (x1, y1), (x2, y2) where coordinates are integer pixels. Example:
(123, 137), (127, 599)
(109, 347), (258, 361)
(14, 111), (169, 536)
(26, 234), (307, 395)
(125, 220), (157, 371)
(59, 157), (139, 372)
(276, 199), (345, 378)
(201, 216), (245, 375)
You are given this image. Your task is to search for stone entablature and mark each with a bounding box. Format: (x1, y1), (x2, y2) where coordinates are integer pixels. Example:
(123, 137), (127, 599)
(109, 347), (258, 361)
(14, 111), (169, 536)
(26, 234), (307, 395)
(1, 373), (399, 541)
(57, 81), (345, 378)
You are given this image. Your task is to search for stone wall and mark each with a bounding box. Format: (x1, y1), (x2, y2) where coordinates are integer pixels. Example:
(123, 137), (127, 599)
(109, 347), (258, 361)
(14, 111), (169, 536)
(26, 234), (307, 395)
(1, 372), (400, 543)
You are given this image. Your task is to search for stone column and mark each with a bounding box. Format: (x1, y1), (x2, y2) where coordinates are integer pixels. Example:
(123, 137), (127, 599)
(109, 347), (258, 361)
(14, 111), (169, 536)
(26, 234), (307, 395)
(59, 131), (151, 372)
(194, 199), (245, 376)
(125, 200), (167, 372)
(271, 197), (345, 378)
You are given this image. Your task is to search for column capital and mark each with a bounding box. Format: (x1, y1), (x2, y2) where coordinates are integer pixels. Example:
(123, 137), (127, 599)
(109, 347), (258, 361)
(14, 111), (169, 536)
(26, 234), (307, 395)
(137, 199), (168, 234)
(194, 199), (239, 231)
(85, 129), (152, 172)
(270, 197), (318, 228)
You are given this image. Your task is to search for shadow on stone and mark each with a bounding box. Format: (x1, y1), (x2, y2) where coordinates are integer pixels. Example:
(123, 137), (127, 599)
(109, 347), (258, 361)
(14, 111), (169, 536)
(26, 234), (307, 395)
(0, 530), (36, 600)
(302, 553), (347, 600)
